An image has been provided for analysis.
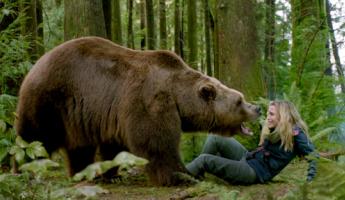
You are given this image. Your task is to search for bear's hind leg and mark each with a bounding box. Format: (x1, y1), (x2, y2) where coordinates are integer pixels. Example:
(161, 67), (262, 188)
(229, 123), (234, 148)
(66, 146), (96, 176)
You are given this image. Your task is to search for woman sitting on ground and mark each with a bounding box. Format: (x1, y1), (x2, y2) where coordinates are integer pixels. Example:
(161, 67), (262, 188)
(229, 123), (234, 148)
(186, 100), (318, 184)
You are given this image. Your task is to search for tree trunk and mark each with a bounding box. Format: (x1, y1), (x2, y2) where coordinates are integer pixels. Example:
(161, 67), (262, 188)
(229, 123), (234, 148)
(64, 0), (107, 41)
(111, 0), (122, 44)
(140, 0), (146, 50)
(20, 0), (44, 60)
(174, 0), (183, 58)
(291, 0), (335, 122)
(215, 0), (264, 99)
(145, 0), (155, 49)
(203, 0), (212, 76)
(127, 0), (134, 48)
(187, 0), (197, 69)
(159, 0), (167, 49)
(103, 0), (112, 40)
(264, 0), (276, 99)
(326, 0), (345, 93)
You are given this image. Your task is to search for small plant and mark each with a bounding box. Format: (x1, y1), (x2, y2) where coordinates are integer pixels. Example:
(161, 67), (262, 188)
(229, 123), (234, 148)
(9, 136), (49, 166)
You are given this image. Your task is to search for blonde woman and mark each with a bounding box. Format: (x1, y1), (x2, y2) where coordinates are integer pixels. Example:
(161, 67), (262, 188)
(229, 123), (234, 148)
(186, 100), (317, 184)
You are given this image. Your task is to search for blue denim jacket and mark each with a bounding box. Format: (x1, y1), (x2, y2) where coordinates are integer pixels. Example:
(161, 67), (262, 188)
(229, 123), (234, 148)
(247, 127), (317, 183)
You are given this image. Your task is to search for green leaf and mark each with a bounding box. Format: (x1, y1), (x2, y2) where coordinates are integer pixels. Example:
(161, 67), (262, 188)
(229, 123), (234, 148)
(73, 152), (148, 181)
(113, 151), (148, 167)
(19, 159), (59, 174)
(14, 148), (25, 164)
(0, 147), (9, 163)
(311, 127), (337, 142)
(15, 136), (29, 148)
(29, 142), (48, 158)
(0, 120), (6, 133)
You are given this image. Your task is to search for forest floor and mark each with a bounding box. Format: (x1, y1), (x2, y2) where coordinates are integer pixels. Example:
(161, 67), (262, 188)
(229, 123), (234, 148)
(0, 159), (310, 200)
(74, 161), (308, 200)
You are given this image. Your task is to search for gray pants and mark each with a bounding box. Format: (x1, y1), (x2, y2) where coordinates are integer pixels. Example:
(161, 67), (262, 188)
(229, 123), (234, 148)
(186, 135), (257, 184)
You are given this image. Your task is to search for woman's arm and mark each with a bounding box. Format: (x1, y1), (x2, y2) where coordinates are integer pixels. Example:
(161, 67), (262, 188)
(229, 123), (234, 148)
(294, 130), (319, 181)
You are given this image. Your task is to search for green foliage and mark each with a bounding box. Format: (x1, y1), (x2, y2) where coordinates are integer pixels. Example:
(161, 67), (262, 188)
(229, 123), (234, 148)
(9, 136), (49, 166)
(281, 159), (345, 200)
(42, 0), (64, 51)
(0, 94), (17, 166)
(51, 185), (109, 200)
(0, 1), (33, 95)
(73, 151), (148, 182)
(180, 133), (207, 163)
(19, 159), (59, 175)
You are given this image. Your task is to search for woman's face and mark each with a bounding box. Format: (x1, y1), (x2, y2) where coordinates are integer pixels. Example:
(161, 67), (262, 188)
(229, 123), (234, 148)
(267, 105), (279, 129)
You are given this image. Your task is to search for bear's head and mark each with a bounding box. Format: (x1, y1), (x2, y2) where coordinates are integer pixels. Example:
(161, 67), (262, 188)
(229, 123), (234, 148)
(174, 70), (260, 136)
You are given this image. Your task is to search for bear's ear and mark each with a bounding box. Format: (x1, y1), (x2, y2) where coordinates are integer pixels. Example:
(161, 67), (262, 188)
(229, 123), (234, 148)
(199, 84), (216, 101)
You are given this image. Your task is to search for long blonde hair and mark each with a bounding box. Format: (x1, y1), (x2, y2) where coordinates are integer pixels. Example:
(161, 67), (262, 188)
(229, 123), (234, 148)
(259, 100), (309, 151)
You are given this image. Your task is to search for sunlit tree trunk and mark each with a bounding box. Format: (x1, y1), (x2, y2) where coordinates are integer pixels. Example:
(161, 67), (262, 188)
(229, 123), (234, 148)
(111, 0), (122, 44)
(64, 0), (106, 41)
(215, 0), (264, 99)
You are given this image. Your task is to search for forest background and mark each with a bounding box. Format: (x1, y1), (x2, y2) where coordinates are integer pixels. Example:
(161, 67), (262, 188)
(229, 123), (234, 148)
(1, 0), (345, 199)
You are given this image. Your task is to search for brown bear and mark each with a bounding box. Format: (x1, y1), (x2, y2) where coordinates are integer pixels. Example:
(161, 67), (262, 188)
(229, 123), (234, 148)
(15, 36), (260, 186)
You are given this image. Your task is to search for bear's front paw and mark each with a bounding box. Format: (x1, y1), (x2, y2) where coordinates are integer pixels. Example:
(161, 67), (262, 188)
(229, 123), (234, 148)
(171, 172), (200, 186)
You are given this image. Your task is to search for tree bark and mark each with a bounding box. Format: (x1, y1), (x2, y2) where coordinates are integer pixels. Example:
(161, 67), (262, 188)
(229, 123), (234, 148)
(326, 0), (345, 93)
(174, 0), (183, 58)
(215, 0), (264, 99)
(140, 0), (146, 50)
(187, 0), (197, 69)
(127, 0), (134, 48)
(111, 0), (122, 44)
(145, 0), (155, 49)
(20, 0), (44, 60)
(103, 0), (112, 40)
(64, 0), (107, 41)
(159, 0), (167, 49)
(264, 0), (276, 99)
(203, 0), (212, 76)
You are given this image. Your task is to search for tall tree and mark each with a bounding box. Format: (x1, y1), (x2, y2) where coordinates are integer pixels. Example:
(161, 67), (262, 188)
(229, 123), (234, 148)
(174, 0), (183, 58)
(290, 0), (335, 122)
(326, 0), (345, 93)
(187, 0), (197, 69)
(203, 0), (212, 76)
(145, 0), (155, 49)
(127, 0), (134, 48)
(20, 0), (44, 60)
(159, 0), (167, 49)
(140, 0), (146, 50)
(264, 0), (276, 99)
(111, 0), (122, 44)
(64, 0), (106, 41)
(103, 0), (112, 40)
(215, 0), (264, 99)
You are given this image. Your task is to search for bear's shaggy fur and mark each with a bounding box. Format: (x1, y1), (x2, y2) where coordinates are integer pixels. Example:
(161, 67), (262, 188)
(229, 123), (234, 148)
(16, 37), (260, 186)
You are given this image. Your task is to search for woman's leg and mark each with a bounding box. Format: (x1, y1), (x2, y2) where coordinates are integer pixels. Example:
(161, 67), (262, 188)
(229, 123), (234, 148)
(186, 154), (256, 184)
(202, 135), (247, 161)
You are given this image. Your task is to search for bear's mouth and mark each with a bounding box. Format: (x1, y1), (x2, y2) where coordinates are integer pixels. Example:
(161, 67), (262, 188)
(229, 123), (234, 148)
(240, 123), (253, 136)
